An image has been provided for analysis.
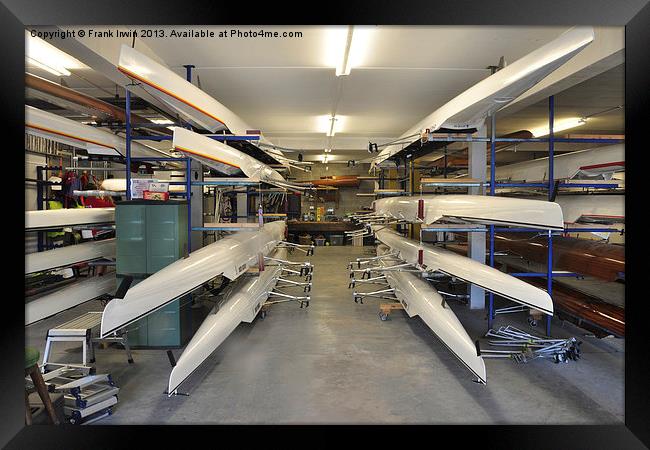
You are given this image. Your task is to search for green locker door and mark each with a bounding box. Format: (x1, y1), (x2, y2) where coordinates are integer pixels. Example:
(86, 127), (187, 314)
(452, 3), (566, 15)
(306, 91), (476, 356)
(116, 204), (147, 276)
(116, 201), (189, 348)
(145, 204), (188, 346)
(146, 203), (187, 273)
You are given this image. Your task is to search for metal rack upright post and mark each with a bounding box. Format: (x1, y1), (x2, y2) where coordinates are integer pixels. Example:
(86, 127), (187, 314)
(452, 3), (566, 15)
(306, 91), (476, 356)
(124, 65), (266, 255)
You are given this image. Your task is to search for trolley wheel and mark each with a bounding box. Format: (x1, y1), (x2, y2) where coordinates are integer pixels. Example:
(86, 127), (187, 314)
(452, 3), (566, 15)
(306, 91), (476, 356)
(527, 317), (538, 327)
(260, 310), (267, 320)
(379, 312), (389, 321)
(128, 358), (134, 364)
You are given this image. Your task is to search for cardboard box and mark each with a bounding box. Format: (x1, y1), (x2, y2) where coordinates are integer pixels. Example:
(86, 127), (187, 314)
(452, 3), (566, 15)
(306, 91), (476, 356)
(129, 178), (156, 199)
(148, 182), (169, 193)
(143, 190), (169, 201)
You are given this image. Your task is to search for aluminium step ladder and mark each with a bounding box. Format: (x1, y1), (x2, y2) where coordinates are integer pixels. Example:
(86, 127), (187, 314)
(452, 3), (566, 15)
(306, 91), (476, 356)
(42, 311), (134, 368)
(35, 363), (120, 425)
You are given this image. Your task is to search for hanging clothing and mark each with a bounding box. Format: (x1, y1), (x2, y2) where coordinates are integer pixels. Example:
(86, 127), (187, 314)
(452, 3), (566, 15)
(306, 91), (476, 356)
(62, 171), (81, 208)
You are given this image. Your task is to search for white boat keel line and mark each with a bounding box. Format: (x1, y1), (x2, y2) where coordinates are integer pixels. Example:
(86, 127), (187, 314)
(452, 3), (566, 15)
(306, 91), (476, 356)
(376, 244), (487, 384)
(374, 227), (553, 316)
(167, 247), (288, 395)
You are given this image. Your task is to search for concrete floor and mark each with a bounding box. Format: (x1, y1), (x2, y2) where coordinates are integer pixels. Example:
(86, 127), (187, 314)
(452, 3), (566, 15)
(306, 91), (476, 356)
(25, 246), (624, 424)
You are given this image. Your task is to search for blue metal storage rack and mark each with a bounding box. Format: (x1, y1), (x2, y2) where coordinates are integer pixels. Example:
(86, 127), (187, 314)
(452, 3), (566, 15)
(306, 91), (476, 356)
(384, 95), (624, 336)
(123, 64), (266, 254)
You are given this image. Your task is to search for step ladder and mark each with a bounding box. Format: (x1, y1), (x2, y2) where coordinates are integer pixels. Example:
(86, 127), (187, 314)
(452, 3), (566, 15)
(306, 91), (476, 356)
(42, 312), (134, 368)
(35, 363), (119, 425)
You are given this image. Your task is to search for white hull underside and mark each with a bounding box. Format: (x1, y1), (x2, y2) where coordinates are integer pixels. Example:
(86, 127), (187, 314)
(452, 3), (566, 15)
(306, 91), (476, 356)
(172, 127), (285, 184)
(26, 275), (116, 325)
(100, 220), (285, 337)
(555, 194), (624, 224)
(168, 247), (286, 394)
(99, 178), (186, 193)
(374, 227), (553, 315)
(25, 208), (115, 230)
(495, 144), (624, 182)
(373, 27), (594, 165)
(373, 195), (564, 230)
(117, 45), (277, 153)
(25, 105), (165, 160)
(25, 239), (115, 274)
(377, 244), (486, 384)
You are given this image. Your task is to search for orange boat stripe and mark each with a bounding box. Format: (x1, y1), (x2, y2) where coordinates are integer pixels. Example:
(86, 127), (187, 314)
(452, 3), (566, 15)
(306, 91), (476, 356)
(118, 66), (226, 127)
(174, 145), (240, 169)
(26, 123), (118, 151)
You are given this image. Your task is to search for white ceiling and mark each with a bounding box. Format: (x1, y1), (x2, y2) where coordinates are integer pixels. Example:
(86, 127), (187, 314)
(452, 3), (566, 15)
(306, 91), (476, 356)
(27, 25), (624, 163)
(137, 26), (570, 156)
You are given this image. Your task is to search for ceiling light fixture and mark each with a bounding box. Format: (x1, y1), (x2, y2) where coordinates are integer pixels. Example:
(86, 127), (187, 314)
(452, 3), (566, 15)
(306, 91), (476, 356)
(26, 56), (71, 77)
(327, 117), (337, 137)
(25, 30), (86, 77)
(325, 26), (374, 77)
(317, 114), (345, 136)
(529, 117), (587, 137)
(336, 26), (354, 76)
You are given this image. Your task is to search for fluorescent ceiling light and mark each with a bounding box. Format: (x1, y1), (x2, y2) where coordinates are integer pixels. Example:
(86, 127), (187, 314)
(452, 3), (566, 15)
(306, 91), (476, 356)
(530, 117), (587, 137)
(316, 115), (346, 136)
(324, 26), (374, 76)
(327, 117), (337, 137)
(324, 148), (332, 153)
(337, 26), (354, 76)
(323, 154), (329, 164)
(26, 56), (70, 77)
(25, 30), (86, 76)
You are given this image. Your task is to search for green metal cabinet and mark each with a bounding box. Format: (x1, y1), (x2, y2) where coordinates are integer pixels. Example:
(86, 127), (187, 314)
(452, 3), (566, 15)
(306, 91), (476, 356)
(115, 200), (191, 347)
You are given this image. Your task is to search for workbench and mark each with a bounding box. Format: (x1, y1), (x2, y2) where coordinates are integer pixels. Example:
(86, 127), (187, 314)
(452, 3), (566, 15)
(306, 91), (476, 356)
(287, 221), (366, 246)
(287, 221), (361, 233)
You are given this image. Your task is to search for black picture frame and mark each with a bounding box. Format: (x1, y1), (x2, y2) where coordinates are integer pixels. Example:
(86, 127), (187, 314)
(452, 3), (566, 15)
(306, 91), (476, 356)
(3, 1), (648, 447)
